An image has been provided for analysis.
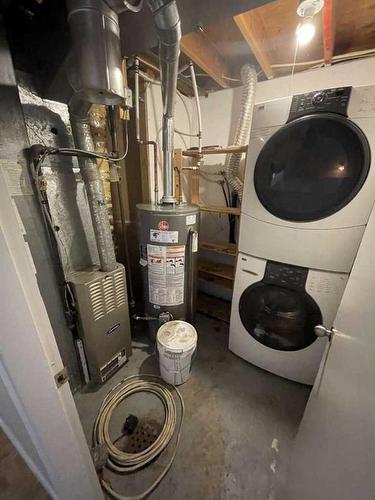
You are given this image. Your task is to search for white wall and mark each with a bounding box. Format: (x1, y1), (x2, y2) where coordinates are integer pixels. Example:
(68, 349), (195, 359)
(145, 82), (195, 204)
(198, 57), (375, 243)
(284, 189), (375, 500)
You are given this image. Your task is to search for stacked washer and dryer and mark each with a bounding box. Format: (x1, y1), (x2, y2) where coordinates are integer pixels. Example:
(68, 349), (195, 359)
(229, 85), (375, 384)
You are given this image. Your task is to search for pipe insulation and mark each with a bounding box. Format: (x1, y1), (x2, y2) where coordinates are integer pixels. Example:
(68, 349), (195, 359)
(147, 0), (181, 204)
(225, 65), (257, 202)
(69, 103), (117, 272)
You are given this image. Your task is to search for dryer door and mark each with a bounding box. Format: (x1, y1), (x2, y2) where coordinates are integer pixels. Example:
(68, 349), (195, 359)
(254, 113), (371, 222)
(239, 283), (322, 351)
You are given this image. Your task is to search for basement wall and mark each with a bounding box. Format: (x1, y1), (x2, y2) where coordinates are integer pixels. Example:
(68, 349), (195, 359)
(198, 57), (375, 244)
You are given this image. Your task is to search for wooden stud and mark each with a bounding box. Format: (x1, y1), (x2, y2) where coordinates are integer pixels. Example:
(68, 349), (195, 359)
(174, 148), (183, 204)
(323, 0), (335, 65)
(191, 156), (200, 205)
(181, 31), (231, 89)
(199, 205), (241, 216)
(200, 241), (237, 257)
(198, 259), (235, 282)
(234, 10), (274, 79)
(182, 145), (248, 157)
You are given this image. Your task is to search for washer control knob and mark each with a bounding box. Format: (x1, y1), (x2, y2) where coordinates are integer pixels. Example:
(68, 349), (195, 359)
(314, 324), (333, 339)
(312, 92), (326, 105)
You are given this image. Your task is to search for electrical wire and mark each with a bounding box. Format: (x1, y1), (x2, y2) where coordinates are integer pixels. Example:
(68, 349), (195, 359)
(220, 181), (230, 208)
(271, 49), (375, 69)
(93, 374), (184, 500)
(35, 120), (129, 163)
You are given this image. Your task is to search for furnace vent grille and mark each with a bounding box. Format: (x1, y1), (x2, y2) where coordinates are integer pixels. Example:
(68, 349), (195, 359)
(88, 268), (127, 321)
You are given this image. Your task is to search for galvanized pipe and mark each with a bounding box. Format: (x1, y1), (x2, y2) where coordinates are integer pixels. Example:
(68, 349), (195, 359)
(189, 61), (202, 163)
(69, 99), (117, 272)
(147, 0), (181, 205)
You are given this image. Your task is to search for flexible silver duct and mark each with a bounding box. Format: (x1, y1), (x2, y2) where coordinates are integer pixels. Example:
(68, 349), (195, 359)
(147, 0), (181, 204)
(69, 99), (117, 272)
(225, 65), (257, 203)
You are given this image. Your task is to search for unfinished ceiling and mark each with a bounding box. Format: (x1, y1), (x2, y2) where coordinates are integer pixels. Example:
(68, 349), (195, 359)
(4, 0), (375, 98)
(144, 0), (375, 94)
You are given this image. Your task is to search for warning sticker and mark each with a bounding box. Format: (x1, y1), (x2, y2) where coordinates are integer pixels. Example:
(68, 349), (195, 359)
(147, 244), (185, 306)
(150, 229), (178, 243)
(186, 214), (196, 226)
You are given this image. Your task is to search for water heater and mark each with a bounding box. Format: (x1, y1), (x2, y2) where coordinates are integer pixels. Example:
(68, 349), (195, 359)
(137, 203), (199, 335)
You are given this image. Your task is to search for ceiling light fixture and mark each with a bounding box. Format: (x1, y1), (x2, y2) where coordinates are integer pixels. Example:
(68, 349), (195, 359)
(296, 0), (324, 45)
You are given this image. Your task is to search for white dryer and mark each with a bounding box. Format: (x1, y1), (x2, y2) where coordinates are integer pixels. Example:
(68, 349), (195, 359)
(229, 253), (348, 384)
(240, 85), (375, 273)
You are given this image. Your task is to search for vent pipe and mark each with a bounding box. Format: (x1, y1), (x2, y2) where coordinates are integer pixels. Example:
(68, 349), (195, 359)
(66, 0), (181, 271)
(146, 0), (181, 204)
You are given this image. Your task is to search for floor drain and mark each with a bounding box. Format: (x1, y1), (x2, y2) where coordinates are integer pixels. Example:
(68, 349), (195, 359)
(119, 419), (163, 453)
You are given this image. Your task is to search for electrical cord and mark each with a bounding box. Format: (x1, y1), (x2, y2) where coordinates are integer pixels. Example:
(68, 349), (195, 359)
(93, 374), (184, 500)
(31, 119), (129, 164)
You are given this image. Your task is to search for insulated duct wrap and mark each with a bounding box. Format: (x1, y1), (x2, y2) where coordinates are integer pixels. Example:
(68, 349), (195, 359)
(69, 105), (117, 272)
(225, 65), (257, 202)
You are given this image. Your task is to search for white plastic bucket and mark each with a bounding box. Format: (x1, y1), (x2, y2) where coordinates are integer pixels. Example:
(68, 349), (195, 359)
(156, 320), (198, 386)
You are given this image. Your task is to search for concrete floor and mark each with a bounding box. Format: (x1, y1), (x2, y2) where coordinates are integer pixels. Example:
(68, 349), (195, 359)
(0, 430), (49, 500)
(75, 314), (310, 500)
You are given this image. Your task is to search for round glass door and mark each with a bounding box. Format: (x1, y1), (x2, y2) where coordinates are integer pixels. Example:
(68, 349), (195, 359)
(239, 283), (322, 351)
(254, 113), (371, 222)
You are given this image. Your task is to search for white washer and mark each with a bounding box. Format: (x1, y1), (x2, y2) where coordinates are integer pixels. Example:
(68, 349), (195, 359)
(229, 253), (348, 384)
(240, 85), (375, 273)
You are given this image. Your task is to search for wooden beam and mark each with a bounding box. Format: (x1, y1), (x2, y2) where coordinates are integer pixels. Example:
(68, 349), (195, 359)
(191, 157), (200, 205)
(182, 145), (248, 157)
(234, 10), (274, 79)
(199, 205), (241, 216)
(200, 241), (237, 257)
(198, 259), (235, 282)
(322, 0), (335, 65)
(181, 31), (231, 89)
(174, 149), (183, 204)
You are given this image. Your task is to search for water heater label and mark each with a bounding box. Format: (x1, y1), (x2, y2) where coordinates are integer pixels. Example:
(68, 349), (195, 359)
(147, 244), (185, 306)
(186, 214), (196, 225)
(150, 229), (178, 244)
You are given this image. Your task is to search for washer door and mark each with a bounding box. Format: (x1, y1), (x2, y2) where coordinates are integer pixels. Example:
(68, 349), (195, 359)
(254, 113), (371, 222)
(239, 283), (322, 351)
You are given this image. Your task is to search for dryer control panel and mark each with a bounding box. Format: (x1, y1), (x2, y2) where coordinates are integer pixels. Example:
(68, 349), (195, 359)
(288, 87), (352, 121)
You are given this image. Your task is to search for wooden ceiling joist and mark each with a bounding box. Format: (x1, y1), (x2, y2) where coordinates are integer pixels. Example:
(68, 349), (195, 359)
(234, 10), (274, 79)
(180, 31), (231, 88)
(322, 0), (335, 65)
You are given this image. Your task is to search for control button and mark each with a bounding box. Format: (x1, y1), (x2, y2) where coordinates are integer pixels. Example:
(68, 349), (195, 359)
(312, 92), (326, 105)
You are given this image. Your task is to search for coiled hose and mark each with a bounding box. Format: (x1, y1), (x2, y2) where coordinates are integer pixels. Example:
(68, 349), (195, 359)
(93, 374), (184, 500)
(225, 64), (257, 203)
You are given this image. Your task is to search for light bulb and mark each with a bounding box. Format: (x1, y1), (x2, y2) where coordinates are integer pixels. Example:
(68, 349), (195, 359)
(296, 19), (316, 45)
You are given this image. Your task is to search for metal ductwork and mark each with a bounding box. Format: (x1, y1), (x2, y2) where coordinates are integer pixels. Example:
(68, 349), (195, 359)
(67, 0), (125, 105)
(68, 0), (181, 205)
(66, 0), (181, 273)
(146, 0), (181, 204)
